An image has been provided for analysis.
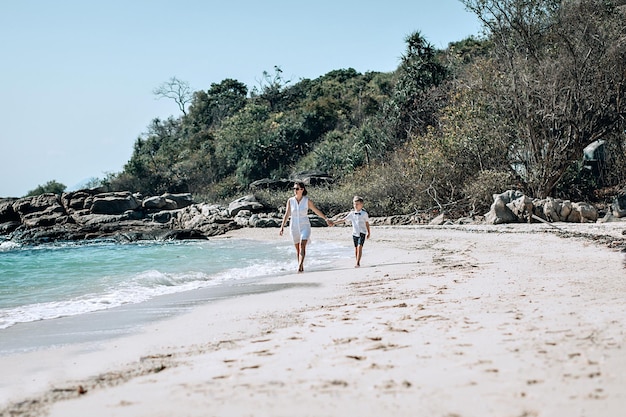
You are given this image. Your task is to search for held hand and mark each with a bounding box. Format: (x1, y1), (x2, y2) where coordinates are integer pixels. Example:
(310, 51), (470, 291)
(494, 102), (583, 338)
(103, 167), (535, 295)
(326, 219), (333, 227)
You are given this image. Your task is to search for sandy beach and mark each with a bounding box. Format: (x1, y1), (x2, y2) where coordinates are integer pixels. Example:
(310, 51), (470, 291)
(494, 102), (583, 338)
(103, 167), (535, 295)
(1, 223), (625, 417)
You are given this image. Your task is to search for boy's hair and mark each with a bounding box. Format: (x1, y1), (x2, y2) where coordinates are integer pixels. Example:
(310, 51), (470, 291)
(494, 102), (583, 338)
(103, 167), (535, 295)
(353, 195), (364, 203)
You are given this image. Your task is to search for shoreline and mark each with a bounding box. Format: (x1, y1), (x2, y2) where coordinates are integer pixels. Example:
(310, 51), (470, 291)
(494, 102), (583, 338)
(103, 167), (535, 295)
(1, 224), (625, 417)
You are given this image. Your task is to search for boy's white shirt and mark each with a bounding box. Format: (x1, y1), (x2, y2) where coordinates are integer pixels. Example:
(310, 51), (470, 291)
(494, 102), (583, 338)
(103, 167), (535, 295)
(343, 209), (369, 237)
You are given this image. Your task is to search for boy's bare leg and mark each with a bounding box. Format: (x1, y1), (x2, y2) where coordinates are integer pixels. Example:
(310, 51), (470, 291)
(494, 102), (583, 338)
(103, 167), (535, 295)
(355, 245), (363, 267)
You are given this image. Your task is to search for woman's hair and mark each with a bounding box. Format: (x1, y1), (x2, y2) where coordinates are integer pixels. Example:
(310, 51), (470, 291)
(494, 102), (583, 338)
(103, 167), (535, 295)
(294, 181), (308, 196)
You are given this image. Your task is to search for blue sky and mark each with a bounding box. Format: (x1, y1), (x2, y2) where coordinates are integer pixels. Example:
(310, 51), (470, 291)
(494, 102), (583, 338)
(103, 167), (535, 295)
(0, 0), (482, 197)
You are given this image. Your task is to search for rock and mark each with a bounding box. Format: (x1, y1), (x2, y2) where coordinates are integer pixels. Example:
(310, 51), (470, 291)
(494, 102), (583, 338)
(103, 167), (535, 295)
(13, 194), (64, 217)
(233, 210), (253, 227)
(249, 178), (292, 191)
(251, 217), (280, 228)
(242, 212), (282, 228)
(151, 211), (172, 223)
(162, 193), (193, 209)
(429, 213), (446, 225)
(62, 191), (94, 211)
(0, 199), (19, 223)
(484, 190), (521, 224)
(291, 170), (334, 186)
(140, 194), (180, 211)
(11, 194), (68, 228)
(309, 215), (328, 227)
(543, 197), (560, 222)
(228, 195), (264, 217)
(91, 192), (140, 215)
(160, 229), (207, 240)
(612, 193), (626, 218)
(250, 172), (335, 190)
(143, 196), (167, 209)
(369, 215), (414, 226)
(485, 190), (602, 224)
(0, 221), (20, 234)
(568, 202), (598, 223)
(1, 189), (245, 244)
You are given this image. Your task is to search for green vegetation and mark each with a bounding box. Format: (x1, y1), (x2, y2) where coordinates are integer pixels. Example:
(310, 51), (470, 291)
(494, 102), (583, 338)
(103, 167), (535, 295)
(26, 180), (66, 197)
(96, 0), (625, 216)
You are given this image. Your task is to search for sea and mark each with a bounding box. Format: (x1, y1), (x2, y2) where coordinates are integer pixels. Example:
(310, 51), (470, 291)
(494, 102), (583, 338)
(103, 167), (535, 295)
(0, 237), (351, 355)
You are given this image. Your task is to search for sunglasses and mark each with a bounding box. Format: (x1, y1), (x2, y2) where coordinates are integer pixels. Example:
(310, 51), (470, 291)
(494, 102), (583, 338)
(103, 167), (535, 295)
(293, 187), (302, 191)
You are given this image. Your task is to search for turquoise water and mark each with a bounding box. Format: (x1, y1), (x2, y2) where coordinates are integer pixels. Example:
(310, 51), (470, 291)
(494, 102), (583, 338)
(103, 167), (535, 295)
(0, 238), (350, 332)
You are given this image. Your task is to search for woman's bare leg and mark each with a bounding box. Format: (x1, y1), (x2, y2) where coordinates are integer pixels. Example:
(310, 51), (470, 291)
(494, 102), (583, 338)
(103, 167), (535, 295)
(294, 242), (301, 266)
(298, 239), (308, 272)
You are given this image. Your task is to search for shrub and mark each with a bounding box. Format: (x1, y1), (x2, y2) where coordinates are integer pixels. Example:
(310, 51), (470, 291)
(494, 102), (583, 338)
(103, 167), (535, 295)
(462, 170), (517, 214)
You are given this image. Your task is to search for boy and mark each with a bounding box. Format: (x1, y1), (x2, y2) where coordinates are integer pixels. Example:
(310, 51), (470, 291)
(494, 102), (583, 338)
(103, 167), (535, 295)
(334, 196), (371, 267)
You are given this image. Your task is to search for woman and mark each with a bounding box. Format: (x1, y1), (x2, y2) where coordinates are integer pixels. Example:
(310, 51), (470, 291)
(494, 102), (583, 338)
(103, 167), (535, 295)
(279, 181), (332, 272)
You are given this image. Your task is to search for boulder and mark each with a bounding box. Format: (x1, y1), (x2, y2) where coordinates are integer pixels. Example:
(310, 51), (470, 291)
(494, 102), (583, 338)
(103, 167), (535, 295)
(291, 170), (334, 187)
(0, 199), (19, 223)
(309, 215), (328, 227)
(1, 190), (244, 244)
(370, 215), (414, 226)
(251, 216), (280, 228)
(568, 202), (598, 223)
(143, 196), (167, 209)
(151, 211), (172, 223)
(249, 178), (292, 191)
(228, 195), (264, 217)
(485, 190), (602, 224)
(162, 193), (193, 209)
(11, 194), (68, 228)
(0, 221), (20, 234)
(612, 193), (626, 218)
(507, 194), (534, 222)
(429, 213), (446, 225)
(235, 212), (282, 228)
(91, 192), (140, 215)
(62, 191), (94, 211)
(484, 190), (522, 224)
(233, 210), (253, 227)
(560, 200), (572, 220)
(542, 197), (560, 222)
(13, 194), (63, 217)
(142, 193), (190, 210)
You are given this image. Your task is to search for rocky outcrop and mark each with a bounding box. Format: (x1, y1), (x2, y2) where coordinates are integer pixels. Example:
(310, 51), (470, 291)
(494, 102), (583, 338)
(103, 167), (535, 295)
(484, 190), (601, 225)
(0, 190), (241, 245)
(4, 186), (618, 245)
(0, 191), (322, 245)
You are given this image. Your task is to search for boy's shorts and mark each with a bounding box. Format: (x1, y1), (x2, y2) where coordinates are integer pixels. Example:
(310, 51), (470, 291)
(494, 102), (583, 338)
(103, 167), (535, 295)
(352, 233), (366, 247)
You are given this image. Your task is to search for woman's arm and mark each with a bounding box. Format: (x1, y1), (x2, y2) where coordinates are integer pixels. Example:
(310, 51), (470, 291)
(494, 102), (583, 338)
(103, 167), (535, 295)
(308, 199), (332, 225)
(279, 199), (291, 235)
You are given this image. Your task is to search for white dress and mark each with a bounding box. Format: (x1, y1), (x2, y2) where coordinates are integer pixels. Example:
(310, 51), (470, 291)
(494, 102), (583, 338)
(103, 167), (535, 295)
(288, 196), (311, 244)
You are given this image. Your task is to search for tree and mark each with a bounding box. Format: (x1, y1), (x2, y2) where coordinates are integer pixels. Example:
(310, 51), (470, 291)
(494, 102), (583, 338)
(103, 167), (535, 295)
(384, 31), (449, 145)
(153, 77), (193, 116)
(25, 180), (66, 196)
(462, 0), (626, 197)
(184, 79), (248, 129)
(119, 117), (188, 194)
(251, 66), (291, 111)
